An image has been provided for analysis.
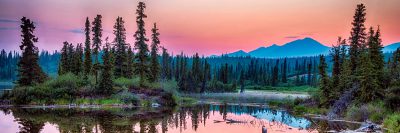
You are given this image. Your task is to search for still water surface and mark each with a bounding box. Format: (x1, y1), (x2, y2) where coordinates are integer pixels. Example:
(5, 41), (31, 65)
(0, 104), (359, 133)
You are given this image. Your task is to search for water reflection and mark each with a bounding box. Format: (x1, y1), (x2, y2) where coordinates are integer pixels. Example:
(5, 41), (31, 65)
(0, 104), (358, 133)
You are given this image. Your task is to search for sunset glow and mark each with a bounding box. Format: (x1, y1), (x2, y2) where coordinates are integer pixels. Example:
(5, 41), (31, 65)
(0, 0), (399, 55)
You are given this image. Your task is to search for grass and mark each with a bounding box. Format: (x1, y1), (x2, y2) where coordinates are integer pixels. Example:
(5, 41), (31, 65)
(383, 113), (400, 133)
(185, 90), (310, 104)
(245, 85), (318, 94)
(178, 97), (197, 106)
(345, 101), (388, 123)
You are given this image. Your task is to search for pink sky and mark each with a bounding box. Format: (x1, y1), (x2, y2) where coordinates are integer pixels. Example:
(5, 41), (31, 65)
(0, 0), (399, 55)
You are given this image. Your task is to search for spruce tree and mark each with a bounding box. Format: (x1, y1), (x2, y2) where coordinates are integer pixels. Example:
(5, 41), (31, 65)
(125, 46), (134, 78)
(331, 37), (346, 98)
(161, 47), (170, 80)
(359, 52), (380, 103)
(113, 16), (128, 78)
(83, 17), (92, 78)
(368, 26), (385, 89)
(386, 48), (400, 111)
(239, 69), (245, 93)
(307, 60), (312, 85)
(349, 4), (367, 74)
(201, 60), (210, 93)
(272, 60), (279, 86)
(58, 41), (69, 75)
(17, 17), (47, 86)
(73, 43), (83, 75)
(191, 53), (201, 91)
(282, 58), (287, 83)
(318, 55), (331, 107)
(134, 2), (150, 86)
(67, 43), (75, 73)
(99, 40), (113, 95)
(149, 23), (161, 82)
(92, 15), (103, 84)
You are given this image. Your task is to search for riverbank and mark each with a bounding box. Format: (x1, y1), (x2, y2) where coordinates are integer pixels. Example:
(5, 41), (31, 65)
(183, 90), (310, 103)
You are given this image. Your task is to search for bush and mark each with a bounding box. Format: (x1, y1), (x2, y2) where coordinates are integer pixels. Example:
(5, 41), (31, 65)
(160, 80), (179, 95)
(293, 105), (307, 114)
(207, 80), (236, 92)
(345, 101), (387, 122)
(383, 113), (400, 133)
(9, 73), (87, 105)
(10, 86), (34, 105)
(112, 90), (139, 105)
(113, 77), (140, 88)
(385, 87), (400, 111)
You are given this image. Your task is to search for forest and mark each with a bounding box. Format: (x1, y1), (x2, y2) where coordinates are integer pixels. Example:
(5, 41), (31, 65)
(0, 2), (399, 132)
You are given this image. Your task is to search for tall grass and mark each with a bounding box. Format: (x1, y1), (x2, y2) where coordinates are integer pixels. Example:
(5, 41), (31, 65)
(383, 113), (400, 133)
(345, 101), (388, 122)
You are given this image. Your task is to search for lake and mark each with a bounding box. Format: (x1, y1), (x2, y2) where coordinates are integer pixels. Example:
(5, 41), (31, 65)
(0, 82), (14, 90)
(0, 104), (359, 133)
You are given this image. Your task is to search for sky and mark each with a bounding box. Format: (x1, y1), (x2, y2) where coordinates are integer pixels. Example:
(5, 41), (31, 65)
(0, 0), (399, 56)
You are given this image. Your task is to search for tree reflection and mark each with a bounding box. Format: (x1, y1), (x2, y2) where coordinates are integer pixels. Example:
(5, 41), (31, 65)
(0, 104), (356, 132)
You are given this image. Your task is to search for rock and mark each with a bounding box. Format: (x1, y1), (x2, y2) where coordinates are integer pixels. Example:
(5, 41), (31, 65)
(151, 103), (160, 107)
(354, 121), (382, 132)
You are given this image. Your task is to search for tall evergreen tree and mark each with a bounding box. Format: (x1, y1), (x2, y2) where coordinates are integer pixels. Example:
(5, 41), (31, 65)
(99, 40), (113, 95)
(318, 55), (331, 107)
(17, 17), (47, 86)
(307, 60), (312, 85)
(386, 48), (400, 111)
(282, 58), (287, 83)
(191, 53), (201, 91)
(368, 26), (385, 88)
(349, 3), (367, 75)
(92, 15), (103, 84)
(125, 46), (134, 78)
(161, 47), (170, 80)
(272, 60), (279, 86)
(331, 37), (346, 97)
(239, 69), (245, 93)
(149, 23), (161, 82)
(359, 51), (380, 103)
(58, 41), (69, 75)
(72, 43), (83, 75)
(67, 43), (75, 73)
(134, 2), (150, 86)
(113, 16), (128, 78)
(201, 60), (211, 93)
(83, 17), (92, 78)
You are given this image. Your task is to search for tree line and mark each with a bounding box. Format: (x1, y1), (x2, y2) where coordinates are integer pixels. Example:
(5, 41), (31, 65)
(316, 4), (399, 111)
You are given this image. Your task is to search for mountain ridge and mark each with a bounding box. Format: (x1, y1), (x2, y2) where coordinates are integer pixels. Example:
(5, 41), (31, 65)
(227, 38), (400, 58)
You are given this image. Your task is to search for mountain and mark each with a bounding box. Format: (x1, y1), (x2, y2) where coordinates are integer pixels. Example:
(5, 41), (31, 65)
(228, 37), (330, 58)
(227, 50), (249, 57)
(383, 42), (400, 53)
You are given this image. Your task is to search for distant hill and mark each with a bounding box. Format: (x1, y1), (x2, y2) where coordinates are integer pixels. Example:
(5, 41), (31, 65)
(228, 37), (330, 58)
(227, 50), (249, 57)
(383, 42), (400, 53)
(227, 38), (400, 58)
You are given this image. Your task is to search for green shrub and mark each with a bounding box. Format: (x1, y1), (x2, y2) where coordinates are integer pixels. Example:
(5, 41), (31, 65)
(44, 73), (84, 99)
(160, 80), (178, 94)
(345, 101), (387, 122)
(207, 80), (236, 92)
(10, 86), (34, 105)
(293, 105), (307, 114)
(385, 87), (400, 111)
(113, 77), (140, 88)
(113, 90), (139, 105)
(75, 98), (91, 105)
(383, 113), (400, 133)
